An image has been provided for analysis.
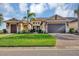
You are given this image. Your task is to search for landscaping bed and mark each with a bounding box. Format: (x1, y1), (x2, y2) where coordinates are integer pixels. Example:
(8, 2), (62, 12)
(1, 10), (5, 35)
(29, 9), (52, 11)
(0, 34), (56, 47)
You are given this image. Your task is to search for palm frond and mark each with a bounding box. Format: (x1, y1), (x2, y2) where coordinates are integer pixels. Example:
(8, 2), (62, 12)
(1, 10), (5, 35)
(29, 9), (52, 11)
(31, 18), (36, 21)
(28, 13), (36, 18)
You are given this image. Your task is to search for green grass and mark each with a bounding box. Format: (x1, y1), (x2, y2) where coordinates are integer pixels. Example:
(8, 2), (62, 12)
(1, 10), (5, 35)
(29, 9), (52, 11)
(0, 34), (56, 47)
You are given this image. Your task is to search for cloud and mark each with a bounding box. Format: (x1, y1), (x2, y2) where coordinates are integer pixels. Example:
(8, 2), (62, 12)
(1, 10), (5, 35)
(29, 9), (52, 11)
(3, 3), (14, 13)
(19, 3), (28, 13)
(47, 3), (74, 17)
(47, 3), (57, 9)
(47, 3), (65, 9)
(30, 3), (47, 14)
(0, 3), (15, 17)
(55, 6), (75, 17)
(4, 17), (11, 20)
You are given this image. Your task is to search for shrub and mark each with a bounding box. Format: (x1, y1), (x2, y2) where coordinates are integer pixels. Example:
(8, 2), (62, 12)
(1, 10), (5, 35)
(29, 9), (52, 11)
(0, 30), (3, 34)
(29, 29), (35, 33)
(3, 29), (7, 33)
(22, 30), (26, 33)
(18, 30), (29, 34)
(37, 29), (43, 33)
(29, 29), (46, 33)
(69, 28), (75, 33)
(17, 31), (20, 34)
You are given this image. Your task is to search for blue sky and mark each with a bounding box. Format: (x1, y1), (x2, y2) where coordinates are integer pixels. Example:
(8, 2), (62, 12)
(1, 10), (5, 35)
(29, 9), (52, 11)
(0, 3), (78, 20)
(0, 3), (79, 29)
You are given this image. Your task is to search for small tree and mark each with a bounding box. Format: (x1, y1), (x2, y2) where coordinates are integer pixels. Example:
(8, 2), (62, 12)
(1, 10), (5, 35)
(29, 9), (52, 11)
(0, 14), (3, 30)
(0, 14), (3, 26)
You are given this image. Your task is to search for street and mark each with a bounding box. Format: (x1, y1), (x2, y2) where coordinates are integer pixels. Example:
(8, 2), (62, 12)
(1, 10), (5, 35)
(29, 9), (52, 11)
(0, 47), (79, 56)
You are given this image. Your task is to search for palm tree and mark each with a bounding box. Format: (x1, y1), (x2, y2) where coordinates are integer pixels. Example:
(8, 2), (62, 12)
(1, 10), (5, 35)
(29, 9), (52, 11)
(0, 14), (3, 26)
(74, 5), (79, 33)
(27, 10), (36, 22)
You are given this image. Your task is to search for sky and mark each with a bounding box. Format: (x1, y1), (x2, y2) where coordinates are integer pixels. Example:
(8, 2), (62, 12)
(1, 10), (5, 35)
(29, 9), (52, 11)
(0, 3), (79, 29)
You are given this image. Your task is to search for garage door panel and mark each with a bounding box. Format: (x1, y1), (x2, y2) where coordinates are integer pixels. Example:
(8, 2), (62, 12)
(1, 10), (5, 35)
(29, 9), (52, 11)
(48, 24), (65, 33)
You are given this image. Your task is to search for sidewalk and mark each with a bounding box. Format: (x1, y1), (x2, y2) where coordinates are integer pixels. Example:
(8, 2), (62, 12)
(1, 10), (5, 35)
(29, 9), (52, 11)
(0, 47), (79, 51)
(0, 47), (79, 56)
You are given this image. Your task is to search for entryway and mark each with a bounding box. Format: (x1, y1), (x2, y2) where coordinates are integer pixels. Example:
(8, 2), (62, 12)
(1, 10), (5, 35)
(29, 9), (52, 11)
(11, 24), (17, 33)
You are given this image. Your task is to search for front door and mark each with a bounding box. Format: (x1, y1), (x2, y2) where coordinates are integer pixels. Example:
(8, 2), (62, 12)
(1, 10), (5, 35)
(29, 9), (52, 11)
(11, 24), (17, 33)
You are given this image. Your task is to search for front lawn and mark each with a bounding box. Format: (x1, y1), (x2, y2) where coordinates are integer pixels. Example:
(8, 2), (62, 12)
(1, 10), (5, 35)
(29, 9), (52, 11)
(0, 34), (56, 47)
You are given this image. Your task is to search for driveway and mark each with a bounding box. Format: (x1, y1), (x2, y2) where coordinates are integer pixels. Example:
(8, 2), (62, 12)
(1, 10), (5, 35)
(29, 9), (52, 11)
(49, 33), (79, 48)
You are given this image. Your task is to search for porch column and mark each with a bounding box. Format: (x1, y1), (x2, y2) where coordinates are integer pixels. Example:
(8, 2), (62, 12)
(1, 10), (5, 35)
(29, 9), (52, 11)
(20, 23), (24, 32)
(17, 23), (19, 33)
(6, 23), (10, 33)
(45, 23), (48, 33)
(65, 22), (69, 33)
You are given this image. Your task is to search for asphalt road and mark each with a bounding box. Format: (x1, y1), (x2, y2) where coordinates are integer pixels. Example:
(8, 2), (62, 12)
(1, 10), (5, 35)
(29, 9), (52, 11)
(0, 47), (79, 56)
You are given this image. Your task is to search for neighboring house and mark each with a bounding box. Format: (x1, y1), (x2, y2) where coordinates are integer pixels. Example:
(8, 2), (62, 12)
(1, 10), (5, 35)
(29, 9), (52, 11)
(4, 15), (77, 33)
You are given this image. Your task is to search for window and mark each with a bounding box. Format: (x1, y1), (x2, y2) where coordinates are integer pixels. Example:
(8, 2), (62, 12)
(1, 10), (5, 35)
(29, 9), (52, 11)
(38, 22), (40, 24)
(33, 22), (35, 24)
(35, 22), (37, 24)
(33, 22), (40, 24)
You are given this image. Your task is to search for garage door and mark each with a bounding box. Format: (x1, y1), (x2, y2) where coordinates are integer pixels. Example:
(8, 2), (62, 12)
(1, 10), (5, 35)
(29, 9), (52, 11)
(48, 24), (65, 33)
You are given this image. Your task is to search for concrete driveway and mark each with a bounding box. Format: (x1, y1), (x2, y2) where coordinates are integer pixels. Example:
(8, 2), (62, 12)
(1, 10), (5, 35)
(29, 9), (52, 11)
(49, 33), (79, 48)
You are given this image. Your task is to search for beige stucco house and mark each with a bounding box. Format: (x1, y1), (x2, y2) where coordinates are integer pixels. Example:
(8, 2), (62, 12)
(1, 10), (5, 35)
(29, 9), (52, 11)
(4, 15), (77, 33)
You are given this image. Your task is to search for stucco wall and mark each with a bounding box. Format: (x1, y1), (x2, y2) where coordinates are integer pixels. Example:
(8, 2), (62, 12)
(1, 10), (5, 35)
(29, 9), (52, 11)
(40, 22), (46, 32)
(18, 23), (28, 33)
(68, 21), (78, 30)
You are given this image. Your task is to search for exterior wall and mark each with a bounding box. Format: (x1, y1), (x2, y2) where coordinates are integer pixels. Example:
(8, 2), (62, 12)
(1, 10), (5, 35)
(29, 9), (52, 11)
(28, 24), (32, 30)
(68, 21), (78, 31)
(19, 23), (24, 32)
(40, 22), (47, 32)
(17, 23), (28, 33)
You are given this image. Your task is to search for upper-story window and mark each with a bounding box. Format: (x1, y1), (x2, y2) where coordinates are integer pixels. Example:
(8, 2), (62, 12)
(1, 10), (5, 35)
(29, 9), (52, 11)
(38, 22), (40, 24)
(33, 22), (40, 25)
(33, 22), (35, 24)
(36, 22), (37, 24)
